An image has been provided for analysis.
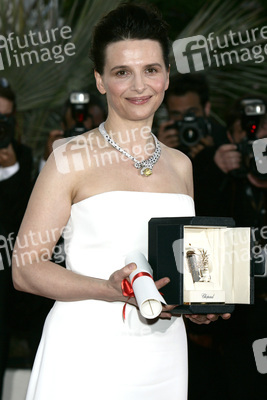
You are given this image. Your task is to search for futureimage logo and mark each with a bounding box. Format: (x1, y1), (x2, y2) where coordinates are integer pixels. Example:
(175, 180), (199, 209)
(0, 226), (70, 270)
(172, 35), (211, 74)
(0, 26), (76, 70)
(173, 26), (267, 73)
(52, 126), (153, 174)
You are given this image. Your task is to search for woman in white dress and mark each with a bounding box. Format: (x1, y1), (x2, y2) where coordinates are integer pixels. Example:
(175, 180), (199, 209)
(12, 4), (230, 399)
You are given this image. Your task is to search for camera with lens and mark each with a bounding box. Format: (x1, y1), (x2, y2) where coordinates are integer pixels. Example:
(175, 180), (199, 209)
(235, 98), (267, 179)
(64, 92), (90, 137)
(165, 112), (211, 147)
(0, 113), (15, 149)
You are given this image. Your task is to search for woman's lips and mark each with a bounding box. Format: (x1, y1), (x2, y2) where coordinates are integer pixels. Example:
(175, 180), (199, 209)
(126, 96), (152, 105)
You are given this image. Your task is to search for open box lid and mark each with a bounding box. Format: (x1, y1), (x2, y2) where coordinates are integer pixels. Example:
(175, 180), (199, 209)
(149, 216), (254, 306)
(181, 225), (251, 304)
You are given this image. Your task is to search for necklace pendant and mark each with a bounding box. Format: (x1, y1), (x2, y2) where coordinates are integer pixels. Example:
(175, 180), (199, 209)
(98, 122), (161, 176)
(141, 167), (152, 177)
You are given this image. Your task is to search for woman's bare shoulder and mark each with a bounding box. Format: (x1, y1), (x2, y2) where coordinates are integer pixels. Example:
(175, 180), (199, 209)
(161, 143), (192, 171)
(160, 144), (193, 198)
(48, 128), (98, 173)
(40, 128), (102, 204)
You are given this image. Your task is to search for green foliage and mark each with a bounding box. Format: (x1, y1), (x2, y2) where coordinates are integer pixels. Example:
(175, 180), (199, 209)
(0, 0), (121, 155)
(166, 0), (267, 122)
(0, 0), (266, 157)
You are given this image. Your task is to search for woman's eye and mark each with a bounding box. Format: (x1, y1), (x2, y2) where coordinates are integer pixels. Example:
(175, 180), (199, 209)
(146, 68), (157, 74)
(116, 70), (128, 77)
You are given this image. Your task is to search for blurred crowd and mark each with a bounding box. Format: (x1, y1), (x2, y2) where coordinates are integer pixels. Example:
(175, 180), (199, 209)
(0, 73), (266, 399)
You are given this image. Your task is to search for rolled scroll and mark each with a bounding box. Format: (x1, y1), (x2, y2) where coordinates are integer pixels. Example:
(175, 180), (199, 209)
(125, 251), (167, 319)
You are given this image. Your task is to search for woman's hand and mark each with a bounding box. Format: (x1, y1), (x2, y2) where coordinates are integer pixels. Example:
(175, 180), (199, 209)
(184, 313), (231, 325)
(107, 269), (232, 322)
(154, 277), (178, 318)
(106, 263), (138, 303)
(108, 267), (176, 318)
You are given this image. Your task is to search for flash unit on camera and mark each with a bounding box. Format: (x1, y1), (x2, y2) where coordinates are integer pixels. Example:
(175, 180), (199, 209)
(70, 92), (90, 104)
(241, 99), (266, 117)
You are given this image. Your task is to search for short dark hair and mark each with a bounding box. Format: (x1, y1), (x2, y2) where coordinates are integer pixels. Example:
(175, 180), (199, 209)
(90, 3), (170, 75)
(164, 73), (209, 109)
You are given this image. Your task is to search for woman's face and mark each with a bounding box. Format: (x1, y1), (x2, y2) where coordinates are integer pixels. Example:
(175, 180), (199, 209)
(95, 39), (169, 123)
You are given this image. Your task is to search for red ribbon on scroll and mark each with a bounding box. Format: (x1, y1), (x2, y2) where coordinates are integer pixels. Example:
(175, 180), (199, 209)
(121, 272), (153, 320)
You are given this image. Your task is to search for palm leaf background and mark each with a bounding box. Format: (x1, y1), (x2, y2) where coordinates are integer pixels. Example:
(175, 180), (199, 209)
(167, 0), (267, 123)
(0, 0), (121, 166)
(0, 0), (266, 164)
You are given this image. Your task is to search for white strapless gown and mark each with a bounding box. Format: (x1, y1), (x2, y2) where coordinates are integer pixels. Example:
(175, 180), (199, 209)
(26, 191), (195, 400)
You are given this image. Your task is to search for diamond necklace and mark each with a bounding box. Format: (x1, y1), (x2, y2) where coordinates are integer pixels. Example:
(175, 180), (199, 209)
(98, 122), (161, 177)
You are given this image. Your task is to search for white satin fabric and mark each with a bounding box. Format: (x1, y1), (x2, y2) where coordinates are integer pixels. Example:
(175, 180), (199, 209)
(26, 191), (195, 400)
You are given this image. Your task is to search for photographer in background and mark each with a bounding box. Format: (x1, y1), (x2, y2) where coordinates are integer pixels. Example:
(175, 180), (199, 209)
(157, 74), (232, 399)
(0, 78), (33, 399)
(157, 73), (230, 217)
(40, 91), (106, 170)
(0, 79), (33, 237)
(213, 96), (267, 400)
(215, 97), (267, 230)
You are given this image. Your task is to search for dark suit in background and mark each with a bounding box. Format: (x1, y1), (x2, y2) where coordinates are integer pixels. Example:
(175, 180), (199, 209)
(0, 139), (33, 399)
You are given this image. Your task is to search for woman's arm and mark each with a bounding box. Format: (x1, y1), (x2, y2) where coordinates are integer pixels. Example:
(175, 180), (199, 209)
(12, 148), (135, 302)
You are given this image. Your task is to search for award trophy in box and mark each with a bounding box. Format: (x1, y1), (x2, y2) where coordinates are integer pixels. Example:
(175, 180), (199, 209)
(148, 216), (254, 314)
(186, 247), (211, 283)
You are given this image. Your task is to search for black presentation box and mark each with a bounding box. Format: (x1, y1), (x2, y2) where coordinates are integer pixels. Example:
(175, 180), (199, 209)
(148, 216), (254, 314)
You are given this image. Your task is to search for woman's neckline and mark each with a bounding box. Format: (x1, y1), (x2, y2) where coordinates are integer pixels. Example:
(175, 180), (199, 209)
(72, 190), (193, 208)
